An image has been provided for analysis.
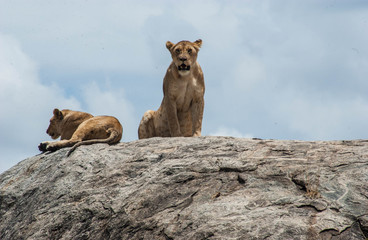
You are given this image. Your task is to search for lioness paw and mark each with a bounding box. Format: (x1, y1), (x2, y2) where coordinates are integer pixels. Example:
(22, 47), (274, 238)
(46, 144), (58, 152)
(193, 131), (201, 137)
(38, 142), (49, 152)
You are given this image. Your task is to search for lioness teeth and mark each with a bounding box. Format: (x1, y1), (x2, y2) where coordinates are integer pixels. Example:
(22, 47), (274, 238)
(178, 64), (190, 71)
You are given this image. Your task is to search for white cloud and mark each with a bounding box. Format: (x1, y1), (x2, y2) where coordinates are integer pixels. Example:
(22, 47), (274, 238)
(209, 127), (253, 139)
(203, 1), (368, 140)
(0, 0), (163, 74)
(81, 81), (138, 141)
(0, 34), (80, 173)
(0, 34), (139, 173)
(1, 1), (368, 174)
(275, 94), (368, 140)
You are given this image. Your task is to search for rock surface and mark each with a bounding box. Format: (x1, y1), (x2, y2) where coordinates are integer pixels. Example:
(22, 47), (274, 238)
(1, 136), (368, 239)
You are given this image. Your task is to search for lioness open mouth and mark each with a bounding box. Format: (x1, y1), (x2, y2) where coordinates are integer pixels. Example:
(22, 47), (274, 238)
(178, 64), (190, 71)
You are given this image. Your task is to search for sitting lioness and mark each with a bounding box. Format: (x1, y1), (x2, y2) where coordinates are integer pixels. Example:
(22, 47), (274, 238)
(39, 108), (123, 156)
(138, 39), (205, 139)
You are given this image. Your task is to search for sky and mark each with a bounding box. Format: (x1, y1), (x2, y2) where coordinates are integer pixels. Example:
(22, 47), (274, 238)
(1, 0), (368, 173)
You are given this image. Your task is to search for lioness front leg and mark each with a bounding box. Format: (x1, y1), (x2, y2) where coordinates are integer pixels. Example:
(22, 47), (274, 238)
(44, 139), (79, 152)
(191, 98), (204, 136)
(166, 99), (183, 137)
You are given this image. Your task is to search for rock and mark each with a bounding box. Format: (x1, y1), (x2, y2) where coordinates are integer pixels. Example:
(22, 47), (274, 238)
(0, 136), (368, 239)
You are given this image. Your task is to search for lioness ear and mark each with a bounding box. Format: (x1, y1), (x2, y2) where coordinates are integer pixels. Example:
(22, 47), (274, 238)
(53, 108), (63, 120)
(166, 41), (174, 51)
(194, 39), (202, 48)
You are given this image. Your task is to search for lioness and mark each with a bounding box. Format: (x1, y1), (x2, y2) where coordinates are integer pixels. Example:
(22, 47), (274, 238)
(138, 39), (205, 139)
(39, 108), (123, 156)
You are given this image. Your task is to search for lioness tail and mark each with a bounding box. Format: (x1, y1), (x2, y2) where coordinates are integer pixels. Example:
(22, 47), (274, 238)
(67, 128), (122, 157)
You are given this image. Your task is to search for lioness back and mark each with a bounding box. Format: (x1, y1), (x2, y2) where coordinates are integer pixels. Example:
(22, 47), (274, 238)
(74, 116), (123, 142)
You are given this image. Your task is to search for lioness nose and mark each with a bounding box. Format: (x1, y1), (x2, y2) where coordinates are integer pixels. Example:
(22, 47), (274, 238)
(179, 57), (187, 62)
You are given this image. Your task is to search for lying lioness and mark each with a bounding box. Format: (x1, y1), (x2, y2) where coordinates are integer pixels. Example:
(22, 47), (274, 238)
(39, 108), (123, 156)
(138, 39), (205, 139)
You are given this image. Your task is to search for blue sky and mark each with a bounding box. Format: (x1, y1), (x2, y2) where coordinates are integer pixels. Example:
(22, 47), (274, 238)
(1, 0), (368, 173)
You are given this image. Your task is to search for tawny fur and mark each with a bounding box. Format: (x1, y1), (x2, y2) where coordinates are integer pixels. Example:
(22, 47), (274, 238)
(39, 108), (123, 156)
(138, 39), (205, 139)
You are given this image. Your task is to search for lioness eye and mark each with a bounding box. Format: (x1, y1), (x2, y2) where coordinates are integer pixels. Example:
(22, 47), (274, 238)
(187, 49), (192, 54)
